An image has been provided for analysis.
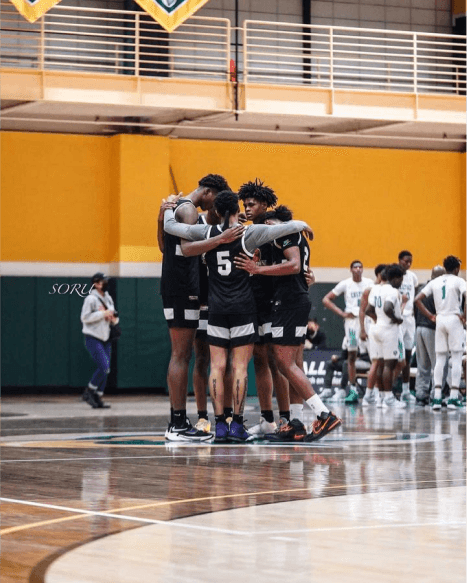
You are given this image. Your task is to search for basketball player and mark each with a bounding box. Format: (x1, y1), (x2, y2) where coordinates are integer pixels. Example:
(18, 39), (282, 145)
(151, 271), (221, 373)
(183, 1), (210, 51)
(164, 190), (314, 442)
(322, 262), (373, 403)
(414, 255), (466, 410)
(398, 250), (418, 403)
(160, 174), (242, 441)
(235, 205), (342, 443)
(366, 264), (406, 408)
(358, 264), (386, 406)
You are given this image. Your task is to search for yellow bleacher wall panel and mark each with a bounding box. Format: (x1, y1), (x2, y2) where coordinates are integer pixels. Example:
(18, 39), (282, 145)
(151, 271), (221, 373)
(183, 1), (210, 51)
(1, 132), (465, 269)
(169, 139), (466, 269)
(1, 132), (112, 263)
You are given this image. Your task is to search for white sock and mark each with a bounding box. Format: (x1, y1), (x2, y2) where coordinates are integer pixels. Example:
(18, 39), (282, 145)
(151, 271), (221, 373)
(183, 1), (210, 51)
(290, 403), (304, 422)
(402, 382), (410, 394)
(374, 388), (380, 399)
(365, 388), (373, 398)
(88, 383), (98, 391)
(306, 394), (329, 417)
(434, 388), (442, 400)
(450, 389), (459, 400)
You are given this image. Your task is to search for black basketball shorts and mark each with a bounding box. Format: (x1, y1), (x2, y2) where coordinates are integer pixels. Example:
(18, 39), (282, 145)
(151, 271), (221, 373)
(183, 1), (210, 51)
(207, 312), (259, 348)
(162, 296), (200, 329)
(270, 305), (310, 346)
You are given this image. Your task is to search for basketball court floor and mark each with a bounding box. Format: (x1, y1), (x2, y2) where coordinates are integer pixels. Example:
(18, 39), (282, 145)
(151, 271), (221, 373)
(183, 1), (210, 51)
(1, 394), (465, 583)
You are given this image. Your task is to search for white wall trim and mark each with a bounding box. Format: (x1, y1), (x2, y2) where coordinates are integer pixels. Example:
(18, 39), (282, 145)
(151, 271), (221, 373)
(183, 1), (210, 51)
(2, 262), (463, 283)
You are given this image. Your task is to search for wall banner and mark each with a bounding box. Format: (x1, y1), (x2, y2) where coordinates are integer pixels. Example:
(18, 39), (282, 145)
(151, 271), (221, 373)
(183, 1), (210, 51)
(134, 0), (210, 32)
(10, 0), (62, 23)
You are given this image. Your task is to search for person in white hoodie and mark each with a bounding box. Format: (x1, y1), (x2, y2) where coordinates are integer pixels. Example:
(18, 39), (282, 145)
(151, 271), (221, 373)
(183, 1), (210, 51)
(81, 273), (118, 408)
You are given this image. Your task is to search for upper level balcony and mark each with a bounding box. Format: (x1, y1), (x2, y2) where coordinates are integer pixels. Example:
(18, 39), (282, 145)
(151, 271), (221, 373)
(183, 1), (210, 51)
(1, 1), (465, 150)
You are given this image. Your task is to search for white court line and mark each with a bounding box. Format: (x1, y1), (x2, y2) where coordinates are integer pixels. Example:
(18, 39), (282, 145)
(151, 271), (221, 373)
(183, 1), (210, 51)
(1, 497), (464, 538)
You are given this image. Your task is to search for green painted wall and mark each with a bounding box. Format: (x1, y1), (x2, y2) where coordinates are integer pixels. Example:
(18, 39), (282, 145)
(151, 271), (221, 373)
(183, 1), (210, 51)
(1, 277), (344, 390)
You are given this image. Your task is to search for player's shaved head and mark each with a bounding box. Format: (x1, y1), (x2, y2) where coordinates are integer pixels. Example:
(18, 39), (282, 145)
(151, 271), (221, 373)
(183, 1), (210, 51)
(431, 265), (446, 279)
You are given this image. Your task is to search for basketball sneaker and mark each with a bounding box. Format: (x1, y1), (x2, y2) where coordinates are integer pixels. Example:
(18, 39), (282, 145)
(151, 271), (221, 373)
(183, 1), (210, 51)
(266, 418), (307, 442)
(329, 388), (346, 402)
(319, 388), (333, 400)
(228, 420), (255, 443)
(214, 420), (230, 443)
(393, 398), (407, 409)
(362, 391), (376, 407)
(195, 418), (211, 433)
(447, 398), (464, 410)
(431, 398), (443, 411)
(344, 388), (359, 404)
(166, 419), (213, 442)
(303, 411), (342, 442)
(401, 391), (416, 404)
(248, 416), (277, 438)
(82, 388), (99, 408)
(93, 392), (111, 409)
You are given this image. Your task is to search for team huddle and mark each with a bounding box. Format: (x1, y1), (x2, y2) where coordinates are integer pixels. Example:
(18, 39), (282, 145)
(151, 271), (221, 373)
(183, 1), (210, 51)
(158, 174), (465, 443)
(321, 253), (466, 411)
(158, 174), (341, 443)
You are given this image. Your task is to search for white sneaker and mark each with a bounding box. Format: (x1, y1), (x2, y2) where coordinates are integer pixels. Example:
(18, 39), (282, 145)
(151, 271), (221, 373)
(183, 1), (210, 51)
(394, 398), (407, 409)
(248, 416), (277, 437)
(362, 395), (374, 407)
(382, 395), (395, 408)
(376, 395), (384, 408)
(401, 392), (416, 404)
(319, 388), (333, 399)
(329, 388), (346, 402)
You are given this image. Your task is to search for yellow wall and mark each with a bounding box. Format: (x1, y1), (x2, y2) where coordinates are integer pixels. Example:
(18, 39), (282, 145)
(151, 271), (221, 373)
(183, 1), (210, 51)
(1, 132), (465, 269)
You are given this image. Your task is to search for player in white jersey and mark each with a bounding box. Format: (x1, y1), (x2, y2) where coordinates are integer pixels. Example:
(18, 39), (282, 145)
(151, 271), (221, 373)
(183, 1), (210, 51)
(366, 264), (406, 408)
(415, 255), (466, 410)
(359, 264), (386, 406)
(323, 261), (373, 403)
(397, 250), (418, 403)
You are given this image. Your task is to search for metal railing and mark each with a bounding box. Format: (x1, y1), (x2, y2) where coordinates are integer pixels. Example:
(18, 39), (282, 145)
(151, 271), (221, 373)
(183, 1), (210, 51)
(1, 2), (465, 95)
(244, 20), (466, 94)
(0, 2), (231, 80)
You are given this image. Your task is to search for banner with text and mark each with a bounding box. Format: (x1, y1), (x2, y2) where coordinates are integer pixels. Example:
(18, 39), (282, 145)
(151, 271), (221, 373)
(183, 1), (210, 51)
(135, 0), (210, 32)
(10, 0), (62, 23)
(302, 349), (340, 389)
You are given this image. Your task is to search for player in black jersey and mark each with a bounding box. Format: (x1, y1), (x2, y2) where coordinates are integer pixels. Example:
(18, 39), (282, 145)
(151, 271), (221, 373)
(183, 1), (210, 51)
(235, 205), (342, 443)
(159, 174), (243, 442)
(237, 179), (290, 437)
(164, 191), (313, 443)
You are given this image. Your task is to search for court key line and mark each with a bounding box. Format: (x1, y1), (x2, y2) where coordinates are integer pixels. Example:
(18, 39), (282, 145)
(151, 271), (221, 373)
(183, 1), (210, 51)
(1, 477), (464, 536)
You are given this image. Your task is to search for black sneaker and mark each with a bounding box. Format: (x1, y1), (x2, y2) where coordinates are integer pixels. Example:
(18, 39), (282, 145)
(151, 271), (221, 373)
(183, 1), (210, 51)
(93, 392), (111, 409)
(267, 418), (307, 442)
(82, 388), (99, 409)
(166, 419), (213, 442)
(415, 397), (430, 406)
(303, 411), (342, 443)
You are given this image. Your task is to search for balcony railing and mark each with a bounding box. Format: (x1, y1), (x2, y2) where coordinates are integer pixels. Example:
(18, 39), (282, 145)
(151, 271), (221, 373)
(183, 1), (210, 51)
(1, 1), (465, 95)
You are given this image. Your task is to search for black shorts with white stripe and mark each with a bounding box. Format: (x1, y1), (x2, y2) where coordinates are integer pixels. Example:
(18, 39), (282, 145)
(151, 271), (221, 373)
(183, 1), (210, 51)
(207, 312), (259, 348)
(270, 305), (310, 346)
(256, 309), (272, 345)
(195, 305), (209, 340)
(162, 296), (200, 329)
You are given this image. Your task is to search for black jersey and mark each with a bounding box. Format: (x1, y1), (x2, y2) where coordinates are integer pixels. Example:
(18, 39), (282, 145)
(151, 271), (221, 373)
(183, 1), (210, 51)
(272, 232), (310, 310)
(161, 198), (200, 299)
(250, 243), (274, 311)
(197, 215), (209, 305)
(205, 225), (256, 314)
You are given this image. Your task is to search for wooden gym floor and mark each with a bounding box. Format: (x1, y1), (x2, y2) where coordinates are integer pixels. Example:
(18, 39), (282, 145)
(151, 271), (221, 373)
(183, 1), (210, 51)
(1, 394), (465, 583)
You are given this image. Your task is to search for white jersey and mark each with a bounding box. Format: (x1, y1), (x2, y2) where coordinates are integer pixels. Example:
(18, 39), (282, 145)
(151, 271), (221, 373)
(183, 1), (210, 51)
(423, 274), (466, 316)
(400, 270), (418, 317)
(368, 283), (401, 327)
(332, 277), (374, 317)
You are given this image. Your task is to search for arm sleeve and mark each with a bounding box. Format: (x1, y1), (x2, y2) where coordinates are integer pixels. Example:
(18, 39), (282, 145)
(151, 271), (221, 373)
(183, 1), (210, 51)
(163, 209), (210, 241)
(81, 296), (105, 324)
(243, 221), (308, 252)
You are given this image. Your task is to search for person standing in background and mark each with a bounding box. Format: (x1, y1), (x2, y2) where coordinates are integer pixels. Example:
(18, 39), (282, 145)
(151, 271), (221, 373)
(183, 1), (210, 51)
(414, 265), (446, 405)
(81, 273), (117, 409)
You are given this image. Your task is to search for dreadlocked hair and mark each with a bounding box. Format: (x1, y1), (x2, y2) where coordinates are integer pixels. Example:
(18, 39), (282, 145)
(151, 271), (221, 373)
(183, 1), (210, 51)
(237, 178), (277, 208)
(214, 191), (240, 229)
(198, 174), (230, 192)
